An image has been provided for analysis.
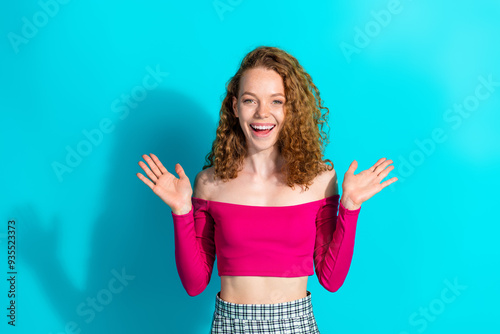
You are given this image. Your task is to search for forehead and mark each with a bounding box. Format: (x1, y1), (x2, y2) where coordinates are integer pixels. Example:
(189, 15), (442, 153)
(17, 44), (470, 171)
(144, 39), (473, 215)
(239, 67), (284, 95)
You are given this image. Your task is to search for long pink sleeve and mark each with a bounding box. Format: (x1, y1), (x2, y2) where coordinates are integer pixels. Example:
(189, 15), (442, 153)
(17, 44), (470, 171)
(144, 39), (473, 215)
(171, 198), (215, 297)
(314, 199), (361, 292)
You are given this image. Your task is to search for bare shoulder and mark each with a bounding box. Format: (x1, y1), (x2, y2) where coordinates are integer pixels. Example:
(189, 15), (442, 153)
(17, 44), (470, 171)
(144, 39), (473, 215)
(193, 166), (216, 200)
(315, 163), (338, 198)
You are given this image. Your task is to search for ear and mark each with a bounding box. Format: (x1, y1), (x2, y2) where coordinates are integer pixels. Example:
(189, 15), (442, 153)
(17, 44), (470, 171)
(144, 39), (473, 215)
(232, 96), (238, 118)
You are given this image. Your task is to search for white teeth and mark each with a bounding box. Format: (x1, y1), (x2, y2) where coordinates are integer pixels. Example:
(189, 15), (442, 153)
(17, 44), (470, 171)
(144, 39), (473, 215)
(250, 124), (275, 130)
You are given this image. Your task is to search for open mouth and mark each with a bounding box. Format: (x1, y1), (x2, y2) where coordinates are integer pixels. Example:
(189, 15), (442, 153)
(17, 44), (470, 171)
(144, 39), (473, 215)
(250, 124), (276, 136)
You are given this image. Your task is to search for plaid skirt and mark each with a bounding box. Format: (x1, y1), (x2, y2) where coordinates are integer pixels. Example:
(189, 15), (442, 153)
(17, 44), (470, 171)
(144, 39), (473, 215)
(209, 290), (321, 334)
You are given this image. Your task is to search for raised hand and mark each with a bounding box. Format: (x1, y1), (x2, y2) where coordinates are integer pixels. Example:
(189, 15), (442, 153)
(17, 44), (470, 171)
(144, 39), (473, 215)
(136, 154), (193, 214)
(341, 158), (398, 209)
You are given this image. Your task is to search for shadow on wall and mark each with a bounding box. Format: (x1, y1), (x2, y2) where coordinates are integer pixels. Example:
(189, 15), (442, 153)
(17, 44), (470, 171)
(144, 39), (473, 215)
(13, 89), (220, 333)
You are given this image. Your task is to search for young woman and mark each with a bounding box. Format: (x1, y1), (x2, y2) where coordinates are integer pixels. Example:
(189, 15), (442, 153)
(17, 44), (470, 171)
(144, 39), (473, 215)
(137, 46), (398, 333)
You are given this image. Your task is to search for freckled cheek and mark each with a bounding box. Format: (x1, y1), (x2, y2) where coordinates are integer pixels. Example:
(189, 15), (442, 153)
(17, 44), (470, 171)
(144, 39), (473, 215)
(275, 109), (285, 123)
(239, 105), (255, 117)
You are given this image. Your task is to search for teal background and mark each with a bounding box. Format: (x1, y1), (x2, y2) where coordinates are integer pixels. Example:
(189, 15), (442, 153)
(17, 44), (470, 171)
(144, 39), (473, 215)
(1, 0), (499, 333)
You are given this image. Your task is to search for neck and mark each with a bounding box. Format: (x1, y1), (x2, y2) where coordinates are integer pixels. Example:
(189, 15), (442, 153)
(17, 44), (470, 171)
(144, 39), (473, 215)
(242, 145), (284, 180)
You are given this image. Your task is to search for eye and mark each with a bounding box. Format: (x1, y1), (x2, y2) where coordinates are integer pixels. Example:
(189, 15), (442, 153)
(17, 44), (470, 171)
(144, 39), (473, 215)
(273, 100), (283, 104)
(243, 99), (253, 103)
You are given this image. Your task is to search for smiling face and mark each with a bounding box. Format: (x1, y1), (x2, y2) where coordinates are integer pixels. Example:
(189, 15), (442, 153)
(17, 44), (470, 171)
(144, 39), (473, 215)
(232, 66), (286, 151)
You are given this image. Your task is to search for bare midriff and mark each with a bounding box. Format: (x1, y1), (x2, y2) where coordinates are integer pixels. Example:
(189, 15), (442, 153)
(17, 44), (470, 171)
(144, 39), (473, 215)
(220, 276), (309, 304)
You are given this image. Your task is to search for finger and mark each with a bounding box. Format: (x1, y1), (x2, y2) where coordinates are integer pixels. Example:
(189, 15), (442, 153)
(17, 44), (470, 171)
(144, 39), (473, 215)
(374, 159), (393, 174)
(151, 153), (168, 174)
(175, 163), (187, 179)
(380, 176), (398, 189)
(138, 160), (158, 183)
(143, 154), (162, 178)
(376, 165), (394, 180)
(136, 172), (155, 190)
(346, 160), (358, 175)
(370, 158), (387, 172)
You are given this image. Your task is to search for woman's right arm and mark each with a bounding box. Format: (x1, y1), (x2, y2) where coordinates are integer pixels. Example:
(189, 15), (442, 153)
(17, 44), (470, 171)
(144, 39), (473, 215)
(136, 154), (215, 296)
(171, 194), (216, 297)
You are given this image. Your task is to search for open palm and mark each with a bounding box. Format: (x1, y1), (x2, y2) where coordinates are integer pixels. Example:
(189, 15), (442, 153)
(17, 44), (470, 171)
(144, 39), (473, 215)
(342, 158), (398, 206)
(136, 153), (193, 212)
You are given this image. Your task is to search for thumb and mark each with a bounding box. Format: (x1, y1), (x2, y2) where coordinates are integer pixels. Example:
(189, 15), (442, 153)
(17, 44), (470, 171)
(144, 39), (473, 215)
(347, 160), (358, 174)
(175, 163), (186, 178)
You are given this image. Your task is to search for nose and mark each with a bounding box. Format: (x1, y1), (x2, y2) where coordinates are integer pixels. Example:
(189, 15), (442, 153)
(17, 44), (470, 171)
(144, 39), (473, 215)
(255, 103), (270, 118)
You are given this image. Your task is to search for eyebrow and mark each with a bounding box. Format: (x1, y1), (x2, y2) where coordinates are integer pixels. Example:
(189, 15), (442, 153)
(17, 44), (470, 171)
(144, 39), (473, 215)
(240, 91), (285, 98)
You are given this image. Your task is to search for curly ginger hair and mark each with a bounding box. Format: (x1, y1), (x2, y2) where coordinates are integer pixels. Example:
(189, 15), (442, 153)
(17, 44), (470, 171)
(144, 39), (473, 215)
(202, 46), (334, 191)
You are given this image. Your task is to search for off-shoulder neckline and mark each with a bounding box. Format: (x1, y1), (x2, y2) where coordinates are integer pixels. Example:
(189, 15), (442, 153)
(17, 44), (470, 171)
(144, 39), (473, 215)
(191, 194), (339, 208)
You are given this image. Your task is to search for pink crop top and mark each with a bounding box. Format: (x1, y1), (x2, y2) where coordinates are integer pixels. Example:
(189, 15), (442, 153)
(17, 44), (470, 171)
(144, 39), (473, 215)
(171, 194), (361, 297)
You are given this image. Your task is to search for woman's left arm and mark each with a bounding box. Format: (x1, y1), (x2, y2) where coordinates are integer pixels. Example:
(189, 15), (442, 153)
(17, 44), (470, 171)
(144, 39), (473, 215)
(341, 157), (398, 210)
(314, 157), (398, 292)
